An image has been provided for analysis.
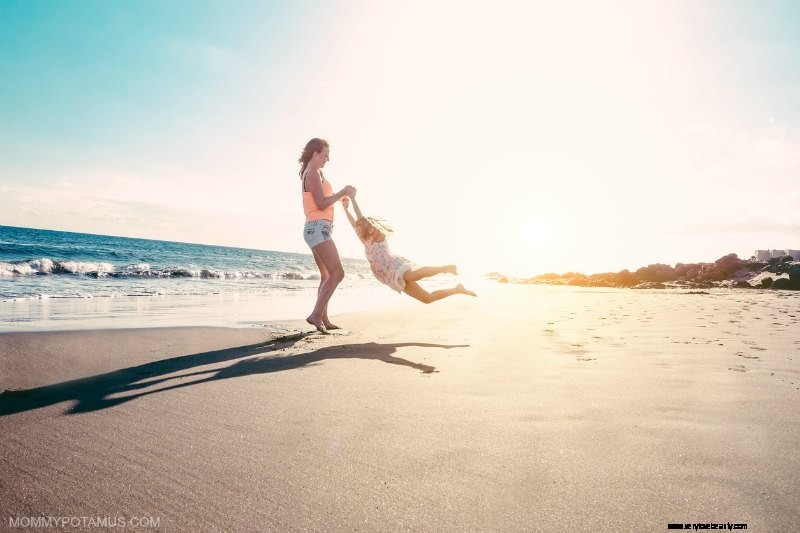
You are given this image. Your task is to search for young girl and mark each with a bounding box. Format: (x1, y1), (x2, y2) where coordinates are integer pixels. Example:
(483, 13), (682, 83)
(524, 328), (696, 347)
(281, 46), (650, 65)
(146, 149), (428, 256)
(342, 196), (477, 303)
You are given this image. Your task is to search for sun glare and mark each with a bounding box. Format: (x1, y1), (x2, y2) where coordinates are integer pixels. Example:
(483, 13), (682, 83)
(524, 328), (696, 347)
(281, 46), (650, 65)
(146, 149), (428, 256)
(520, 217), (553, 249)
(481, 211), (563, 277)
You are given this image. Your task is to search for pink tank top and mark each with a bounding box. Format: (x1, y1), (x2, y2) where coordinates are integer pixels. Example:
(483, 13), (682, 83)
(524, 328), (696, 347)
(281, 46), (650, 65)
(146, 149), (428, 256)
(302, 175), (335, 222)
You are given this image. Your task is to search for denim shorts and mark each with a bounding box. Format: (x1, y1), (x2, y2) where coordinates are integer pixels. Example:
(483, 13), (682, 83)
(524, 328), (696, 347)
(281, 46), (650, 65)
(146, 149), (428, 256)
(303, 219), (333, 249)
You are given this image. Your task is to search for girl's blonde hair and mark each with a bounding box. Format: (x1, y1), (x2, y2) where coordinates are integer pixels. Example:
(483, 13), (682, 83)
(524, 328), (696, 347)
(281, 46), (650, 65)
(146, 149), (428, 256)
(355, 216), (394, 243)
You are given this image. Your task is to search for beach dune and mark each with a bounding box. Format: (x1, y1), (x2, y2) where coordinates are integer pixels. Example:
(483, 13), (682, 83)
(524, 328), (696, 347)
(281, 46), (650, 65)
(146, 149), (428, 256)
(1, 285), (799, 531)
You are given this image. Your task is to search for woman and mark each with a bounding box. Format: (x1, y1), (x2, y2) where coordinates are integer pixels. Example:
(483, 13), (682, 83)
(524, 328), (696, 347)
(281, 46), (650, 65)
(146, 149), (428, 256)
(298, 138), (356, 333)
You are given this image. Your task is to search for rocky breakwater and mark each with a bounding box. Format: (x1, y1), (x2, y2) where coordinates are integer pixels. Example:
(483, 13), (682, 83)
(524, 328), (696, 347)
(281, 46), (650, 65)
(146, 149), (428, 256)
(489, 254), (800, 291)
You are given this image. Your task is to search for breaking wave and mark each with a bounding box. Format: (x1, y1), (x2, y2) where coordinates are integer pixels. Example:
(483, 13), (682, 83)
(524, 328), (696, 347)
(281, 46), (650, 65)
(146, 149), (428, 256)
(0, 258), (324, 281)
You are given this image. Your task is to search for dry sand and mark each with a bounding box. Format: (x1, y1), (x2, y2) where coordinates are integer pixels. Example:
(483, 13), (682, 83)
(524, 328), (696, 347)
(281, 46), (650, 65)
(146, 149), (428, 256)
(1, 285), (799, 531)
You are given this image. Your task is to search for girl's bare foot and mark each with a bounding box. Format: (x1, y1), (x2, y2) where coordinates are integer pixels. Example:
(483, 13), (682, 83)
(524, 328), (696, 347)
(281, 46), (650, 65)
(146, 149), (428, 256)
(457, 283), (477, 297)
(445, 265), (458, 275)
(306, 316), (329, 334)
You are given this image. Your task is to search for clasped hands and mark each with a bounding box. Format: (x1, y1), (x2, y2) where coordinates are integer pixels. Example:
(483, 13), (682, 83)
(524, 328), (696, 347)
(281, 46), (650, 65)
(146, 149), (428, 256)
(341, 185), (356, 208)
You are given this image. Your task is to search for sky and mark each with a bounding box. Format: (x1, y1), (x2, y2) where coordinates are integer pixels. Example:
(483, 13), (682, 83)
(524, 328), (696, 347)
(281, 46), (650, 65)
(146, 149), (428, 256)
(1, 0), (799, 277)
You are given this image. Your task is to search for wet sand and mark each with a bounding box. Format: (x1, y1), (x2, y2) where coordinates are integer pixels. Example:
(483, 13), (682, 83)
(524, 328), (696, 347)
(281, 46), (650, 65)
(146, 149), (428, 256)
(1, 285), (798, 531)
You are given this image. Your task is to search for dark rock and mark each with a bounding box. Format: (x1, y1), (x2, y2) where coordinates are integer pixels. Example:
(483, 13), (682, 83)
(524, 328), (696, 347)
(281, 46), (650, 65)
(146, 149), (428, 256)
(567, 274), (588, 286)
(491, 255), (796, 291)
(675, 263), (704, 279)
(615, 269), (636, 287)
(696, 253), (750, 281)
(771, 278), (793, 290)
(789, 265), (800, 283)
(635, 264), (677, 283)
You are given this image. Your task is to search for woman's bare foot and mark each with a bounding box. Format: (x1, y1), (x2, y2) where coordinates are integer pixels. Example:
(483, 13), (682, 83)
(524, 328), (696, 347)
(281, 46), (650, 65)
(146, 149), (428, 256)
(445, 265), (458, 275)
(306, 315), (329, 334)
(457, 283), (477, 297)
(322, 313), (340, 330)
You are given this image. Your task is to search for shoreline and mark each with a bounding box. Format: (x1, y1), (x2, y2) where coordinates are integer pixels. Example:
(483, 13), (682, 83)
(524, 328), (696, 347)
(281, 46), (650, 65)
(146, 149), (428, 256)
(0, 283), (409, 333)
(0, 278), (789, 334)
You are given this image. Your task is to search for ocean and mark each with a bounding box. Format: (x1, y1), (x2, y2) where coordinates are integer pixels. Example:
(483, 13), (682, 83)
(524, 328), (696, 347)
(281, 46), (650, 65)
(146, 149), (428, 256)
(0, 225), (406, 331)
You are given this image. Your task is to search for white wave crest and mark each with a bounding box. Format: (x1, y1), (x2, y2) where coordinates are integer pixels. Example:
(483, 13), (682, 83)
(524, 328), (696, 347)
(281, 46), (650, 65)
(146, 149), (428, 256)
(55, 260), (115, 274)
(29, 258), (55, 273)
(123, 263), (151, 272)
(0, 258), (116, 276)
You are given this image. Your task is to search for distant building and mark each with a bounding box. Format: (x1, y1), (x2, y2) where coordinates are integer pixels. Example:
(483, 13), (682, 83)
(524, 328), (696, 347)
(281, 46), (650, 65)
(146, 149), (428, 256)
(755, 249), (800, 260)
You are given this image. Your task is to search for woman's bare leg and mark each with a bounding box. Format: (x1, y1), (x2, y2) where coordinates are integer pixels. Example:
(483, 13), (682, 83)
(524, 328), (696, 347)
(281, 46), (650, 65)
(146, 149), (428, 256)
(402, 264), (457, 283)
(402, 281), (477, 304)
(307, 240), (345, 332)
(311, 247), (339, 329)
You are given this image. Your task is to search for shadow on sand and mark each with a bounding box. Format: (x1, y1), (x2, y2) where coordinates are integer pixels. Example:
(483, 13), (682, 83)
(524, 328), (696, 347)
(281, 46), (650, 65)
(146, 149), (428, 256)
(0, 333), (467, 416)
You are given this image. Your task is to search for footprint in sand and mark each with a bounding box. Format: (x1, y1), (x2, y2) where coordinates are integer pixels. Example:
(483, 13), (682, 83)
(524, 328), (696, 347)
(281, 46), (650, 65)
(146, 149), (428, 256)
(735, 352), (760, 360)
(729, 365), (749, 372)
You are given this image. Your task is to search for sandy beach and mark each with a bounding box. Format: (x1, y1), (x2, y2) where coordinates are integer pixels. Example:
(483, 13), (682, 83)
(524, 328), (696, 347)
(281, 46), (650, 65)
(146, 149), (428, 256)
(1, 284), (799, 531)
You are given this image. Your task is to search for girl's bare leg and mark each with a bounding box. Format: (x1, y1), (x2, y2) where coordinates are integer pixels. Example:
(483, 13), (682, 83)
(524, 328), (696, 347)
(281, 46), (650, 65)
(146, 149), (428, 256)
(307, 240), (345, 332)
(402, 264), (457, 283)
(311, 247), (340, 329)
(402, 281), (477, 304)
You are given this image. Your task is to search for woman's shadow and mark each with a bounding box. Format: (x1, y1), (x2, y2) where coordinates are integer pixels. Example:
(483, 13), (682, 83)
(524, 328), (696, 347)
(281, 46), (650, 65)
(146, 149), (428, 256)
(0, 335), (467, 416)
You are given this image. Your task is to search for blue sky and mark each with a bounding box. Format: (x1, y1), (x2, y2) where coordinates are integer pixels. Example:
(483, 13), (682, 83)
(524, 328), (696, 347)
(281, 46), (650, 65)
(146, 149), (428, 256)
(1, 1), (312, 174)
(1, 0), (799, 275)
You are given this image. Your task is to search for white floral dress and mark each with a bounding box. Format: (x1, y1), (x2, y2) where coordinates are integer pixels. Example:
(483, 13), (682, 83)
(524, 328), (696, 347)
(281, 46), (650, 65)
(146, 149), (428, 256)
(364, 240), (413, 293)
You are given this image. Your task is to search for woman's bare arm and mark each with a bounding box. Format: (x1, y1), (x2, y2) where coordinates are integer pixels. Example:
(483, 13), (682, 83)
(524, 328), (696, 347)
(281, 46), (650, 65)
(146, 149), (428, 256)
(306, 168), (354, 210)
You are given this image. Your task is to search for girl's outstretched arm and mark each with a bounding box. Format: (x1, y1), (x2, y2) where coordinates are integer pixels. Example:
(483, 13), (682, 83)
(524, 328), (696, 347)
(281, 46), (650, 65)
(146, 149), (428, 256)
(342, 197), (357, 228)
(350, 195), (365, 220)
